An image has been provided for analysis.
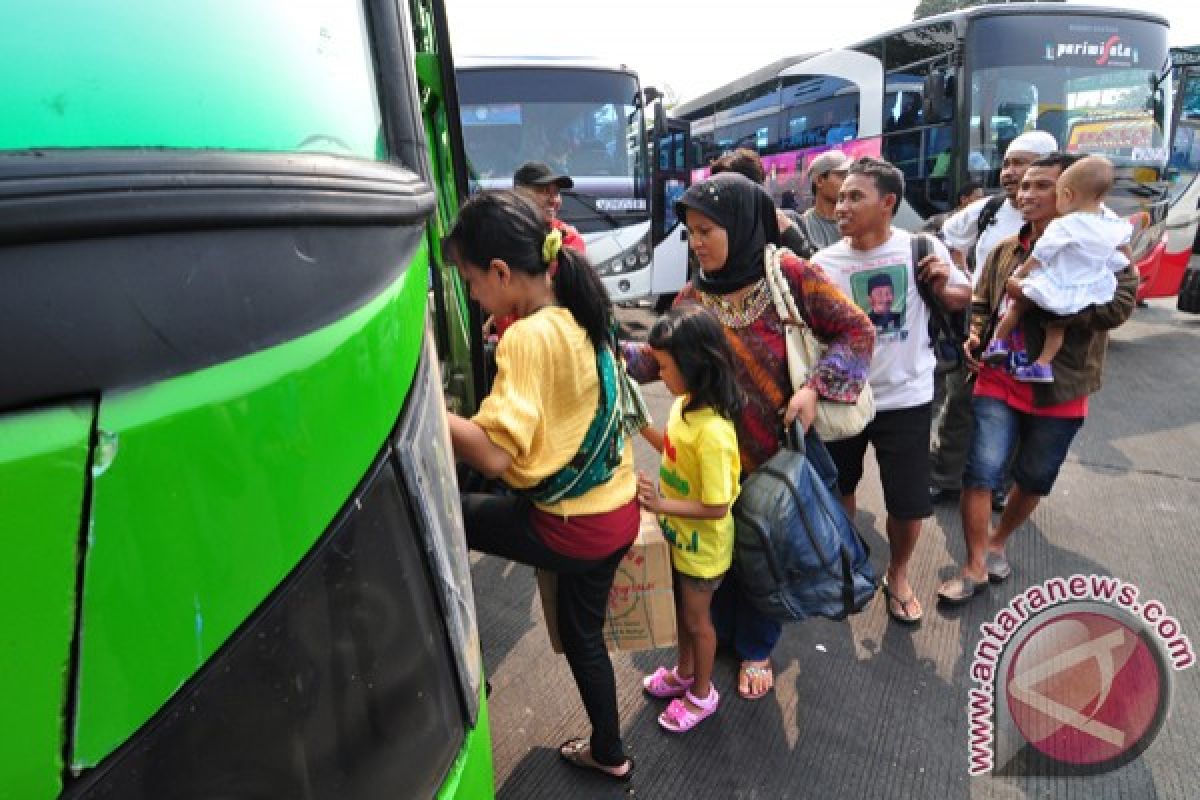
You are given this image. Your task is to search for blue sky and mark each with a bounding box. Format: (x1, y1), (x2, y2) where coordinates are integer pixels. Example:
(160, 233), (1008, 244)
(444, 0), (1199, 104)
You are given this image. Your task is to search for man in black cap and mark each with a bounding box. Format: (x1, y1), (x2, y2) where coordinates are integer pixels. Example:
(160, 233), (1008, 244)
(513, 161), (586, 254)
(485, 162), (589, 341)
(866, 272), (903, 331)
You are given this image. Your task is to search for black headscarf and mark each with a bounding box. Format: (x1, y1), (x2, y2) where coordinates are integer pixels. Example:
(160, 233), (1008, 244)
(674, 172), (781, 294)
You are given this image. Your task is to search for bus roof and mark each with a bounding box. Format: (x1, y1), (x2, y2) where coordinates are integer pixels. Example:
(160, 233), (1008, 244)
(455, 56), (637, 78)
(672, 53), (822, 119)
(861, 3), (1167, 44)
(673, 4), (1168, 118)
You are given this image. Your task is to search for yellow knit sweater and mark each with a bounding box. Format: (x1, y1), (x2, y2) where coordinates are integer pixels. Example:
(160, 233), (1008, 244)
(472, 307), (636, 516)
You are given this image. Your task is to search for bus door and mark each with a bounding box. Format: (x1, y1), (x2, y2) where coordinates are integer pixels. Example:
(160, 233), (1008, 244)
(651, 116), (691, 302)
(1170, 63), (1200, 310)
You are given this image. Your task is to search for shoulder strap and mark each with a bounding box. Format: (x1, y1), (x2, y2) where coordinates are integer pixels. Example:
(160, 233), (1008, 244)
(525, 345), (623, 505)
(763, 245), (819, 387)
(976, 194), (1006, 236)
(911, 233), (935, 302)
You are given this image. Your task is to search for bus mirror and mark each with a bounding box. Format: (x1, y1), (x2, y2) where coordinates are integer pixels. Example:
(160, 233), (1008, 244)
(923, 72), (954, 123)
(653, 98), (667, 143)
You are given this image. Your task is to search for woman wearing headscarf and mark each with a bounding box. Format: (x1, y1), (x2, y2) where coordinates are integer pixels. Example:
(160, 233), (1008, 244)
(625, 172), (874, 699)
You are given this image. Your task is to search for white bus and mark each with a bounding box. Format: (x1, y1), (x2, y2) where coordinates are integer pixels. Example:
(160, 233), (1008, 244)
(455, 57), (663, 303)
(665, 4), (1175, 301)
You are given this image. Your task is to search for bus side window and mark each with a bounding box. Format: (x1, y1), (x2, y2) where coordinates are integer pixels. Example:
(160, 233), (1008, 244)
(781, 75), (859, 150)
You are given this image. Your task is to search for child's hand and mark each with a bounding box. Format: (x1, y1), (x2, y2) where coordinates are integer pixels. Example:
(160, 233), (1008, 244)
(963, 333), (982, 372)
(636, 471), (662, 512)
(639, 425), (664, 453)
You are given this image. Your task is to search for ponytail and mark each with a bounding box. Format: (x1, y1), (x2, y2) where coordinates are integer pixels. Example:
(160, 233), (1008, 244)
(552, 246), (614, 349)
(446, 190), (613, 349)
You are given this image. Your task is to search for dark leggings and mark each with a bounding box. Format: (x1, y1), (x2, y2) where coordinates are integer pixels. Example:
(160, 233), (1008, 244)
(461, 492), (631, 767)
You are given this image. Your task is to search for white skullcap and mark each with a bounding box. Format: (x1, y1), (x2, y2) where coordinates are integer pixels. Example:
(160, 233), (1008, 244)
(1006, 130), (1058, 157)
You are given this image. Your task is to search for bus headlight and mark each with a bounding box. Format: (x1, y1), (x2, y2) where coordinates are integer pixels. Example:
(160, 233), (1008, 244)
(596, 234), (653, 276)
(394, 325), (482, 724)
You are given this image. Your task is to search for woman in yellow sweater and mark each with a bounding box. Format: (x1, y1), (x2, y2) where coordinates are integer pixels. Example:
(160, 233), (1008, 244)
(445, 191), (638, 782)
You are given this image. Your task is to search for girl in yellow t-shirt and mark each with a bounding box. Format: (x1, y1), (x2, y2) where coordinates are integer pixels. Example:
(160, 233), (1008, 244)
(636, 306), (742, 733)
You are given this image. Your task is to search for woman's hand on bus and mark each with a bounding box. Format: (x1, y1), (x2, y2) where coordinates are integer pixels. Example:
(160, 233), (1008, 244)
(447, 413), (512, 478)
(776, 209), (796, 232)
(783, 386), (818, 433)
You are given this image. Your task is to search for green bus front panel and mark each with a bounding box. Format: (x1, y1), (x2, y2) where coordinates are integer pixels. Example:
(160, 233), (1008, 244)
(73, 248), (427, 767)
(0, 404), (93, 800)
(1, 1), (385, 159)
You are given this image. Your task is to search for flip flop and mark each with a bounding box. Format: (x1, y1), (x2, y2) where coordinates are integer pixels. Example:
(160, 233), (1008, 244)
(558, 738), (634, 782)
(881, 575), (923, 624)
(937, 574), (988, 606)
(737, 661), (774, 700)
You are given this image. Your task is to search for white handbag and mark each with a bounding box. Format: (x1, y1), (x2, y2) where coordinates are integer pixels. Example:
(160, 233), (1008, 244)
(763, 245), (875, 442)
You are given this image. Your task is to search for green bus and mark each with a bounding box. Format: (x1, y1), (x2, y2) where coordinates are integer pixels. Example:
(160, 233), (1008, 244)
(0, 1), (493, 797)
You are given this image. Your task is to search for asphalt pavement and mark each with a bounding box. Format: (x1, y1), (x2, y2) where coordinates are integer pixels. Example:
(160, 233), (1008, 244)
(469, 276), (1200, 799)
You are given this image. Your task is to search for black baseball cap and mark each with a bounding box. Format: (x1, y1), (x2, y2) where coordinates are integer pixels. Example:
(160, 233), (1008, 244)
(513, 161), (573, 189)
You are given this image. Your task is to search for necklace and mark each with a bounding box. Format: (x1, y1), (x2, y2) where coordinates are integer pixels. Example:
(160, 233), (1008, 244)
(699, 278), (770, 329)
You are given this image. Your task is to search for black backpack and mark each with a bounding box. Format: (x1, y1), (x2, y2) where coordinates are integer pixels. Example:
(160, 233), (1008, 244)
(912, 233), (968, 367)
(965, 193), (1007, 273)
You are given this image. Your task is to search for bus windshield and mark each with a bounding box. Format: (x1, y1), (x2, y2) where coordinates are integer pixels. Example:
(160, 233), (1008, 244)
(966, 14), (1170, 188)
(457, 67), (647, 232)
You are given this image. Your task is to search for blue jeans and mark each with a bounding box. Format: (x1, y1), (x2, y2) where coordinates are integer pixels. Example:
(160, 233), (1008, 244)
(963, 396), (1083, 497)
(711, 576), (782, 661)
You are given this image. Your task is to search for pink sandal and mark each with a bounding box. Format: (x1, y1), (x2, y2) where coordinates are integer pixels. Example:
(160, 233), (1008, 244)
(658, 686), (719, 733)
(642, 665), (694, 698)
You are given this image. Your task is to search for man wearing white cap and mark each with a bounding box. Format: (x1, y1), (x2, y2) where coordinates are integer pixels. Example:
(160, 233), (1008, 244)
(798, 150), (852, 251)
(928, 130), (1059, 511)
(941, 131), (1058, 282)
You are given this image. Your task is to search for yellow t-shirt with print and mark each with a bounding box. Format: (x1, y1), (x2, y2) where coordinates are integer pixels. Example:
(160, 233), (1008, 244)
(658, 398), (740, 579)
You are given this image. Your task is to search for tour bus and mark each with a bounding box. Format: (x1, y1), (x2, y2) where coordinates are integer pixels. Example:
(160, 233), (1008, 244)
(1167, 46), (1200, 311)
(1, 1), (493, 798)
(665, 4), (1175, 300)
(454, 57), (671, 303)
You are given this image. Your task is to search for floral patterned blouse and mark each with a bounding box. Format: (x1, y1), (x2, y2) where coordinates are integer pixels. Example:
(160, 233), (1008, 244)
(625, 253), (874, 471)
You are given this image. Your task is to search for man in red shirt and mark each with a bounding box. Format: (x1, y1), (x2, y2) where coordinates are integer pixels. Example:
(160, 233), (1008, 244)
(937, 153), (1138, 604)
(486, 163), (590, 339)
(513, 161), (587, 254)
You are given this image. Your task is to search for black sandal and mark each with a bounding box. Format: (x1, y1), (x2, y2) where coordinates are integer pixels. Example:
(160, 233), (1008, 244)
(558, 738), (634, 782)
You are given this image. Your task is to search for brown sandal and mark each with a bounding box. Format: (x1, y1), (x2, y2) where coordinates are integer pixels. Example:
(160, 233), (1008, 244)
(558, 738), (634, 782)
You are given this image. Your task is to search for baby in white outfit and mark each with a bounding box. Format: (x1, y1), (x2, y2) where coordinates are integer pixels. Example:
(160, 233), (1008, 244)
(982, 154), (1132, 382)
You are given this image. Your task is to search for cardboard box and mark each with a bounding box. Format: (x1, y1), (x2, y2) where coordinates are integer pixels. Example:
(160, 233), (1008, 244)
(537, 510), (676, 653)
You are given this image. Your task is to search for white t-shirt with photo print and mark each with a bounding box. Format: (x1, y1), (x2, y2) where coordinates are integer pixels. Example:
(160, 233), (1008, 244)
(812, 228), (968, 412)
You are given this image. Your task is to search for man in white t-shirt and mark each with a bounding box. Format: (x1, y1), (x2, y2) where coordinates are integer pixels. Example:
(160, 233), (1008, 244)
(929, 131), (1058, 512)
(811, 157), (970, 625)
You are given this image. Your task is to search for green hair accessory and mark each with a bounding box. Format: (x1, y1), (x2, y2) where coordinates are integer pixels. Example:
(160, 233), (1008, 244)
(542, 228), (563, 266)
